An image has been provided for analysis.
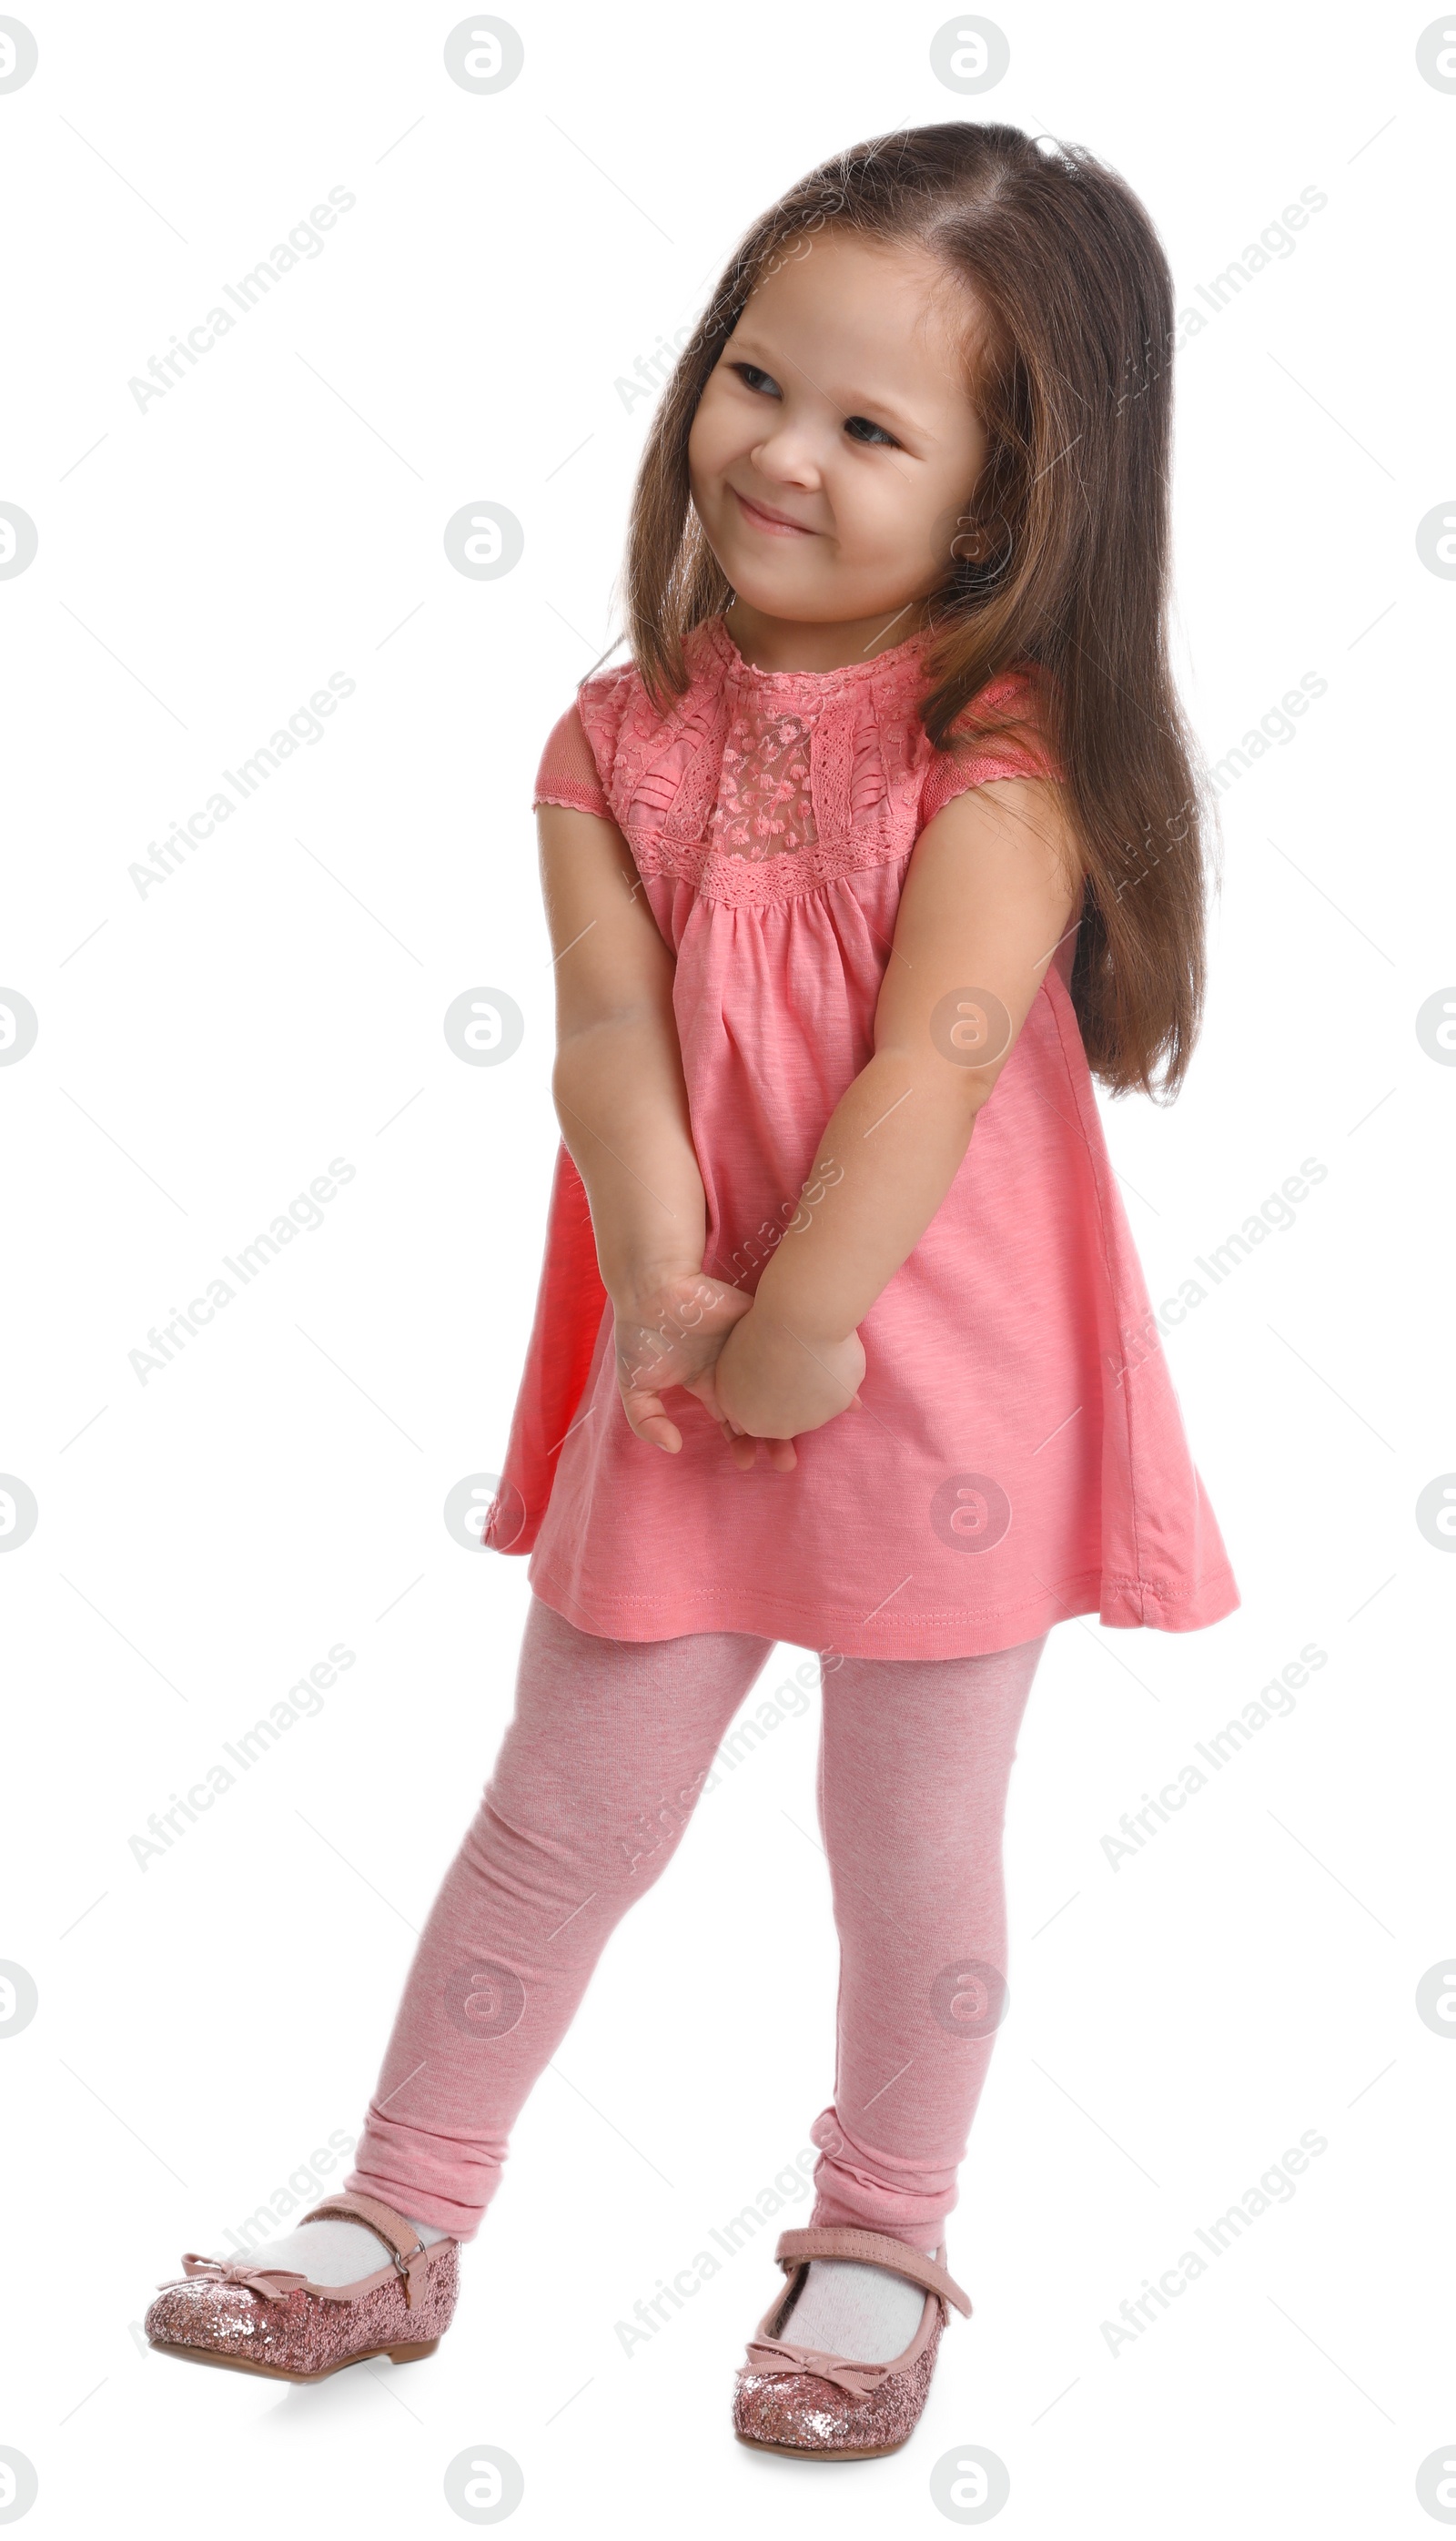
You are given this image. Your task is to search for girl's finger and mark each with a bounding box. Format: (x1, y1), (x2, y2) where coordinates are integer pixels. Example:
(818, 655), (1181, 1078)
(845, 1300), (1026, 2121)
(620, 1388), (682, 1453)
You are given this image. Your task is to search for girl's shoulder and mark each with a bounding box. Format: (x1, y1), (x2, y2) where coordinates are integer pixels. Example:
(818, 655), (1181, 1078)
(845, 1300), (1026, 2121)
(531, 639), (709, 821)
(553, 621), (733, 833)
(573, 617), (728, 749)
(923, 657), (1066, 816)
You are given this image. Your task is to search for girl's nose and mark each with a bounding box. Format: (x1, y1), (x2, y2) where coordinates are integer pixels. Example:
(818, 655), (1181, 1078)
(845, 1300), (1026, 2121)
(749, 425), (822, 491)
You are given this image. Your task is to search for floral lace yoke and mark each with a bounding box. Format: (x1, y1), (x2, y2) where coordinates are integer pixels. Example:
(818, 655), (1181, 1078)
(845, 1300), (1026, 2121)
(541, 614), (1059, 908)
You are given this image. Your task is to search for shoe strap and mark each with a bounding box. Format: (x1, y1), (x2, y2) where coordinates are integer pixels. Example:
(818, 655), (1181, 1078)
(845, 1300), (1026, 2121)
(774, 2226), (971, 2317)
(299, 2192), (436, 2309)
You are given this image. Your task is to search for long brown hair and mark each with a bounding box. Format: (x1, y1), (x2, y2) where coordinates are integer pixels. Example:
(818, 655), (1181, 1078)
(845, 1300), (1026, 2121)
(620, 122), (1215, 1098)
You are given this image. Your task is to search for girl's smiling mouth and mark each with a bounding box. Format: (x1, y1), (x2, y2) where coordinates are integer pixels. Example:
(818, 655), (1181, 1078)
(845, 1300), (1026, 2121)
(730, 485), (819, 537)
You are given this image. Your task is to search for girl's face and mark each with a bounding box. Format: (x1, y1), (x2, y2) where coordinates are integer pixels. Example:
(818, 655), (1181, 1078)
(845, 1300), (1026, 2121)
(687, 229), (989, 643)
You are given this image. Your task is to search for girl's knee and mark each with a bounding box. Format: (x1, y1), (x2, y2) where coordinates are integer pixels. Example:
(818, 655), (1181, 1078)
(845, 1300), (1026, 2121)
(612, 1767), (715, 1885)
(463, 1761), (714, 1898)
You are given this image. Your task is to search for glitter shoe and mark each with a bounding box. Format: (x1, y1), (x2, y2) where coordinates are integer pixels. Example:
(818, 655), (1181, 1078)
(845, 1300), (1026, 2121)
(733, 2226), (971, 2461)
(145, 2191), (460, 2383)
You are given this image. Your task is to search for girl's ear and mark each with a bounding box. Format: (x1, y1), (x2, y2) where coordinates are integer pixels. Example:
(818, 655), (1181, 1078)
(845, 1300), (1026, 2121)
(950, 514), (1013, 570)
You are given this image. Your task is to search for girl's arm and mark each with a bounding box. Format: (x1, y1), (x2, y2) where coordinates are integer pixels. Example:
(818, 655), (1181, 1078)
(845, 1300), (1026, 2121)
(539, 798), (703, 1298)
(713, 775), (1080, 1444)
(539, 800), (784, 1458)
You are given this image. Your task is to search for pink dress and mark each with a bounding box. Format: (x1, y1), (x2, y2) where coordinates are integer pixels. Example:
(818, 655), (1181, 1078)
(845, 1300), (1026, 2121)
(483, 615), (1239, 1660)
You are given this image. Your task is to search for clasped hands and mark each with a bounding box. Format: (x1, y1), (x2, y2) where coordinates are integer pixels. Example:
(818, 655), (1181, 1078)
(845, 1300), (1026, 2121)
(612, 1269), (864, 1473)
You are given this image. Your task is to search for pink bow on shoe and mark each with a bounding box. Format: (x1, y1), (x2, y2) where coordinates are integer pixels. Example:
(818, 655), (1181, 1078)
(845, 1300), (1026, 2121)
(743, 2336), (891, 2398)
(161, 2253), (311, 2303)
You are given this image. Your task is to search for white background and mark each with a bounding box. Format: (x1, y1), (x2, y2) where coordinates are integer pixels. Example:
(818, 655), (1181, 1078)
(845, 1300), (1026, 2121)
(2, 3), (1451, 2534)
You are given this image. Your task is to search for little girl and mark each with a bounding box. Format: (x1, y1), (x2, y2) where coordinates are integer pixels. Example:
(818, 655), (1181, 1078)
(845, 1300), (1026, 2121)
(146, 120), (1238, 2460)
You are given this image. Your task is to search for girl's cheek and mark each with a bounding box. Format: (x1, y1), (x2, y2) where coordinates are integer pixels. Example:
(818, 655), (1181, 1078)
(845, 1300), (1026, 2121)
(691, 380), (740, 463)
(686, 397), (720, 478)
(688, 431), (731, 512)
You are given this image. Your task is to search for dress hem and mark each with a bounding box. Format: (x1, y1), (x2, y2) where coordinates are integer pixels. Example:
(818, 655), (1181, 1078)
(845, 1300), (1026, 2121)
(518, 1559), (1241, 1661)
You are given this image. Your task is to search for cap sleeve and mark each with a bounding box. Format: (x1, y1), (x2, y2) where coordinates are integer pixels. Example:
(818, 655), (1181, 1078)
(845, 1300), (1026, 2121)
(918, 666), (1066, 828)
(533, 702), (612, 818)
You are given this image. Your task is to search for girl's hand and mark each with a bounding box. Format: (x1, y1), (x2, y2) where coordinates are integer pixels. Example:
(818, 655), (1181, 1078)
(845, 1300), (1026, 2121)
(612, 1270), (795, 1467)
(713, 1306), (865, 1471)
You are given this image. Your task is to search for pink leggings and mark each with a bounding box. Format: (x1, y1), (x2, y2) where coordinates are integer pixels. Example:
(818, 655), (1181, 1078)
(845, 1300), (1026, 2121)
(349, 1594), (1045, 2248)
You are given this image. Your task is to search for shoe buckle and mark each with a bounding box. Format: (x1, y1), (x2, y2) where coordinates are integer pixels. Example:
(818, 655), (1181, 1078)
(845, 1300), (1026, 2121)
(389, 2237), (428, 2305)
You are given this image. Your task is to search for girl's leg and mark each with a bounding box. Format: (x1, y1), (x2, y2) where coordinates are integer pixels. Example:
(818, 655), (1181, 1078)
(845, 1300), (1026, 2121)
(806, 1635), (1047, 2250)
(346, 1594), (774, 2238)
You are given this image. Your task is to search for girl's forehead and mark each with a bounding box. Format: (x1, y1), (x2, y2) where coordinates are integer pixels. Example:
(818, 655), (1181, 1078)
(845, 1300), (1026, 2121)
(745, 227), (944, 309)
(734, 236), (979, 381)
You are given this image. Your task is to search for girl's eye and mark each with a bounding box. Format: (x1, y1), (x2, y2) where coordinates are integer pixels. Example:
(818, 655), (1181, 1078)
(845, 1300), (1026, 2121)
(726, 365), (900, 448)
(844, 413), (900, 449)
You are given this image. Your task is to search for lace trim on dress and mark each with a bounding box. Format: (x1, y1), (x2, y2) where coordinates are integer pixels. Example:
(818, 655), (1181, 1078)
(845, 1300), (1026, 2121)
(557, 617), (1061, 907)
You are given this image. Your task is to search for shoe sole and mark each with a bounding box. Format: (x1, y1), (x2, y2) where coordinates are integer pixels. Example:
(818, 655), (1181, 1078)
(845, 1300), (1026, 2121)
(147, 2336), (440, 2384)
(735, 2429), (910, 2463)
